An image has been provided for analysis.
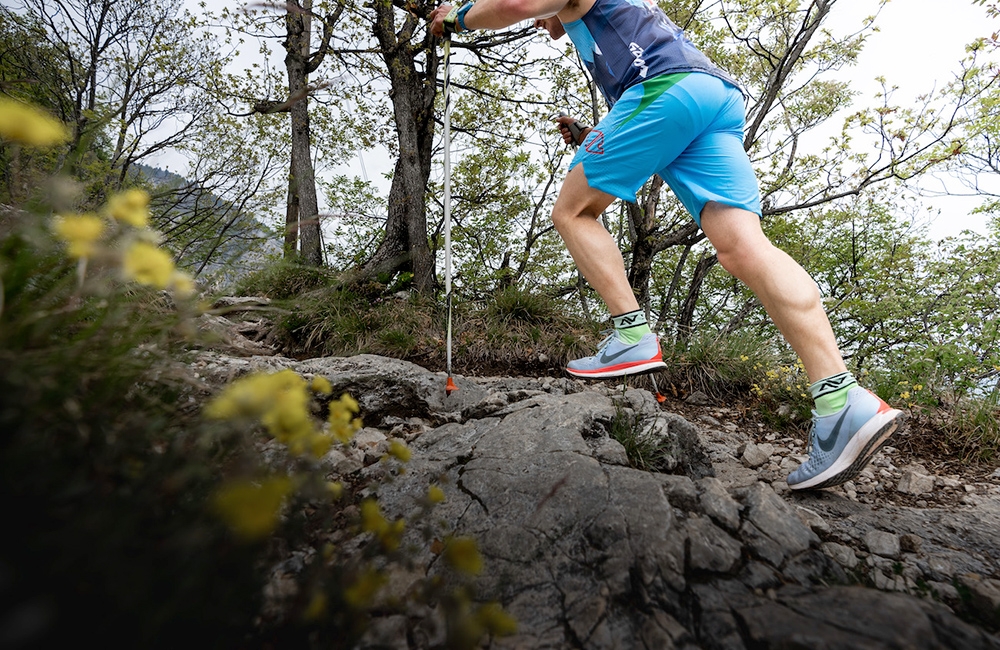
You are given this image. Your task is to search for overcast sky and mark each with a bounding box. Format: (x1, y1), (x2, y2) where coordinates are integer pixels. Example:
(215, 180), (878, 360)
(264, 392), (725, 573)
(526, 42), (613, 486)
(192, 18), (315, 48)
(819, 0), (995, 238)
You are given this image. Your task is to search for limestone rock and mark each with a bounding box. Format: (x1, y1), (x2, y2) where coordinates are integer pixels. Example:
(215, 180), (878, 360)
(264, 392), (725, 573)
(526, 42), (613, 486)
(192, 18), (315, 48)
(696, 477), (742, 532)
(740, 441), (771, 468)
(898, 465), (936, 495)
(865, 529), (902, 560)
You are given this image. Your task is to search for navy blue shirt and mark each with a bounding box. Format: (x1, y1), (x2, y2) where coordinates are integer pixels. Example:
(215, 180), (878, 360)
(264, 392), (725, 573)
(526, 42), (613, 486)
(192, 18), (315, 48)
(563, 0), (741, 106)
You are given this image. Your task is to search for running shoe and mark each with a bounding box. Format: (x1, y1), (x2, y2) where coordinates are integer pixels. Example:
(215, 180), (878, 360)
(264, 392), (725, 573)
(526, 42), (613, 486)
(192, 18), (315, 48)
(787, 386), (906, 490)
(566, 331), (666, 379)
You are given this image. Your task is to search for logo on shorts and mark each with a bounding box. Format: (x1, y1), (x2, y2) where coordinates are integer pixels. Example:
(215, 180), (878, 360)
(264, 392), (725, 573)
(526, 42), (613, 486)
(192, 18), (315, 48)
(584, 130), (604, 155)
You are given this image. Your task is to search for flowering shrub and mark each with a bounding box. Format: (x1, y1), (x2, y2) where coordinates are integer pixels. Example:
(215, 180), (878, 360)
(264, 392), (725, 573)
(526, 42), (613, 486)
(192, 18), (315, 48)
(0, 101), (514, 648)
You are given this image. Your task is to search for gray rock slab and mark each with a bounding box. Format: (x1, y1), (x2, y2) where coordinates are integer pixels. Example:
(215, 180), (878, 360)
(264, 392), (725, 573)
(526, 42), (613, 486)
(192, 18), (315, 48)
(696, 476), (742, 532)
(740, 482), (818, 563)
(684, 515), (742, 573)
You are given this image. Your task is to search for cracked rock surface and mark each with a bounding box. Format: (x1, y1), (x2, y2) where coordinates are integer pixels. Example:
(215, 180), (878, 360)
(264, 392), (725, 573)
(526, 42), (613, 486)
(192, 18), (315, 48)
(190, 352), (1000, 649)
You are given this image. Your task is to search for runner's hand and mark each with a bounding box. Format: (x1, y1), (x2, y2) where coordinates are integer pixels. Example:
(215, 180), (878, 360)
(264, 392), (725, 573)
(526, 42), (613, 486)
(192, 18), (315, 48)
(430, 3), (455, 38)
(555, 114), (590, 146)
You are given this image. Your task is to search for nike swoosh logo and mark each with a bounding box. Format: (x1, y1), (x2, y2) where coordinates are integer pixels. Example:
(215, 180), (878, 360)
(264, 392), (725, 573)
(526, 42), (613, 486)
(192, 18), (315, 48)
(599, 346), (637, 365)
(818, 410), (849, 452)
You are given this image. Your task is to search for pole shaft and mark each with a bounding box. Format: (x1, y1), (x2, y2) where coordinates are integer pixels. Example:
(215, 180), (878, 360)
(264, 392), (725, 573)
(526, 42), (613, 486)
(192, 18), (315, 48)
(443, 36), (453, 378)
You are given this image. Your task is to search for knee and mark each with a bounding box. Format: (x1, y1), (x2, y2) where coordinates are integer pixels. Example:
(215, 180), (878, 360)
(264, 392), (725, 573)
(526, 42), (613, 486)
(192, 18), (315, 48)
(550, 203), (584, 235)
(715, 245), (755, 281)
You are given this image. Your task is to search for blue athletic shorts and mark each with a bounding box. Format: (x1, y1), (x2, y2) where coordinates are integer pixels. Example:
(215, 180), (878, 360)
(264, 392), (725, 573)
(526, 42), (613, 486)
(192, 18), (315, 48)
(569, 72), (762, 225)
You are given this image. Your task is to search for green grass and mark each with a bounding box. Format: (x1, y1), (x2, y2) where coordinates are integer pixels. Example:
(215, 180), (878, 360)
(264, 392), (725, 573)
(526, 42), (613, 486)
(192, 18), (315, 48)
(222, 265), (1000, 463)
(607, 404), (676, 472)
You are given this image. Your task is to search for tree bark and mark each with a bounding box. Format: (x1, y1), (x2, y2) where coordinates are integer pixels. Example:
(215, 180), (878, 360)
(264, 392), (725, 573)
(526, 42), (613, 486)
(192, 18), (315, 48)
(362, 1), (437, 293)
(677, 252), (719, 341)
(285, 1), (323, 266)
(284, 147), (300, 258)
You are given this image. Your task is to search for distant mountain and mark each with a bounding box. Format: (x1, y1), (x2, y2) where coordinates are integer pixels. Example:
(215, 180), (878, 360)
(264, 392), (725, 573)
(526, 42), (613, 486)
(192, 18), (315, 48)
(135, 164), (281, 290)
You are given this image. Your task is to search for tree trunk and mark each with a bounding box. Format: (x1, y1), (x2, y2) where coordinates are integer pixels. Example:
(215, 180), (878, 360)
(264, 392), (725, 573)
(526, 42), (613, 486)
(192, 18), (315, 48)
(285, 1), (323, 266)
(284, 148), (300, 258)
(362, 1), (436, 293)
(626, 175), (664, 309)
(677, 252), (719, 342)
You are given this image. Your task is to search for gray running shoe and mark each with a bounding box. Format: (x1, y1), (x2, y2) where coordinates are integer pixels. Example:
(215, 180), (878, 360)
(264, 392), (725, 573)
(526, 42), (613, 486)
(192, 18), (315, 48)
(566, 331), (666, 379)
(787, 386), (906, 490)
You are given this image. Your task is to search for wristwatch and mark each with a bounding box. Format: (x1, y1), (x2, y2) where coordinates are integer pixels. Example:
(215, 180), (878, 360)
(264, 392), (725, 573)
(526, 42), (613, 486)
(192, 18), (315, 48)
(443, 2), (475, 34)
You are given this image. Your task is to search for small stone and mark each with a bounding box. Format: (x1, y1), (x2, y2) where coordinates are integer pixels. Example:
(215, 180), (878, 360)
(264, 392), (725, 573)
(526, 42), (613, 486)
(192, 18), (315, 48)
(899, 534), (923, 554)
(353, 427), (388, 450)
(795, 505), (831, 535)
(741, 441), (770, 468)
(937, 475), (962, 489)
(821, 542), (858, 569)
(864, 529), (901, 560)
(897, 468), (935, 495)
(698, 414), (722, 427)
(686, 390), (711, 405)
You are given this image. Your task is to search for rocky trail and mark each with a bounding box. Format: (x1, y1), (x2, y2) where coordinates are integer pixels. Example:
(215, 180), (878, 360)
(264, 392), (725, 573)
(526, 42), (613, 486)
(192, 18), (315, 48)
(189, 334), (1000, 649)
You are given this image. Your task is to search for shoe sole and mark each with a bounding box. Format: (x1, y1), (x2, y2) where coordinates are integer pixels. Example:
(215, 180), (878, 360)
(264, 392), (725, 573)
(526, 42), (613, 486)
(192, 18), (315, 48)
(788, 409), (907, 491)
(565, 359), (667, 379)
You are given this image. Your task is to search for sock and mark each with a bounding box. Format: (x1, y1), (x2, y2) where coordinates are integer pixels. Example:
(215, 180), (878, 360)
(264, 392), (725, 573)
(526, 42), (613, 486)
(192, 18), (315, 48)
(612, 309), (651, 345)
(810, 372), (858, 416)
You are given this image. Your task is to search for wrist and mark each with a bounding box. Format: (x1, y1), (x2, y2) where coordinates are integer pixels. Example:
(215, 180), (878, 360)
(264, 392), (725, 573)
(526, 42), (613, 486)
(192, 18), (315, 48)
(456, 2), (475, 32)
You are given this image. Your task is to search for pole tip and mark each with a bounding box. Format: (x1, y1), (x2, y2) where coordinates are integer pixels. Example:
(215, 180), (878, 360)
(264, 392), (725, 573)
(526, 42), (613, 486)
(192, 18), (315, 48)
(446, 377), (458, 395)
(655, 392), (666, 404)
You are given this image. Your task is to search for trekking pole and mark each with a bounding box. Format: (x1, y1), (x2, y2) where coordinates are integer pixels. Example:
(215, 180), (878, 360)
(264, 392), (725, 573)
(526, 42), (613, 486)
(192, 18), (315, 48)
(555, 111), (586, 149)
(646, 305), (666, 404)
(443, 33), (458, 396)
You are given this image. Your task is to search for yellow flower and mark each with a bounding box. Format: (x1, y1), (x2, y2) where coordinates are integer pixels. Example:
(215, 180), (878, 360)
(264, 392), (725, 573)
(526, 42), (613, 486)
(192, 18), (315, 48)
(170, 271), (196, 298)
(427, 484), (446, 504)
(52, 213), (105, 258)
(900, 391), (910, 400)
(359, 499), (405, 551)
(444, 537), (483, 575)
(0, 98), (70, 146)
(476, 602), (517, 636)
(387, 439), (411, 463)
(326, 481), (344, 500)
(360, 499), (389, 534)
(311, 375), (333, 395)
(212, 477), (293, 541)
(303, 591), (327, 621)
(343, 568), (386, 609)
(328, 394), (361, 443)
(123, 241), (175, 289)
(106, 188), (150, 227)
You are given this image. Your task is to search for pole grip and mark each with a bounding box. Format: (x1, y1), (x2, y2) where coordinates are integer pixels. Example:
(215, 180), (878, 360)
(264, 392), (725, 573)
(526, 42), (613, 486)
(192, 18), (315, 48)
(557, 111), (587, 147)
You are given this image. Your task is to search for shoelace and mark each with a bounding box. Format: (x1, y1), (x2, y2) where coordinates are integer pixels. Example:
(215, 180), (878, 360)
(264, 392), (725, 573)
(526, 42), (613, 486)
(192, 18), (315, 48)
(594, 329), (617, 354)
(802, 417), (820, 467)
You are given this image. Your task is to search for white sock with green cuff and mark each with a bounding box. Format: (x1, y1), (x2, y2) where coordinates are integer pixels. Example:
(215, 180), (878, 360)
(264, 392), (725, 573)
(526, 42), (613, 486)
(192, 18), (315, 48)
(612, 310), (651, 345)
(810, 371), (858, 416)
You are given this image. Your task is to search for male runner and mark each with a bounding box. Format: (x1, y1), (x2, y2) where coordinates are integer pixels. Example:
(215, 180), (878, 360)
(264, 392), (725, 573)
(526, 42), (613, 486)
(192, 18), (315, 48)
(429, 0), (906, 490)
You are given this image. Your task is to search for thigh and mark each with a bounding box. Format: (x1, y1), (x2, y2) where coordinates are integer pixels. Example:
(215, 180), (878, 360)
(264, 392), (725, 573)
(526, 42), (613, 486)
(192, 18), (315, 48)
(569, 72), (707, 203)
(660, 81), (762, 224)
